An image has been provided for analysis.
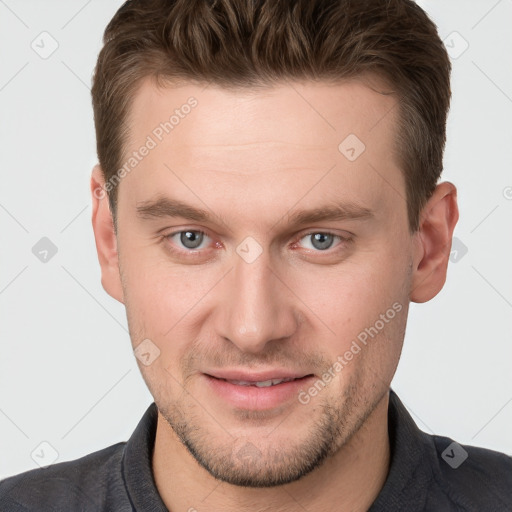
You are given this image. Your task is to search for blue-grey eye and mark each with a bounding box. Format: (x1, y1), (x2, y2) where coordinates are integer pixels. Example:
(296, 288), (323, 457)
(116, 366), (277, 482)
(302, 232), (336, 251)
(179, 230), (205, 249)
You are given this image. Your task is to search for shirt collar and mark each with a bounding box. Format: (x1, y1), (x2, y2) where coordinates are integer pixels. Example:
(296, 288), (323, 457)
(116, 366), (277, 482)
(368, 389), (433, 510)
(122, 402), (168, 511)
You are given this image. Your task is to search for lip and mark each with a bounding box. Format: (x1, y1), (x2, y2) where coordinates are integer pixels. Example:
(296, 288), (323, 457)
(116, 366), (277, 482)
(204, 369), (312, 382)
(202, 372), (316, 411)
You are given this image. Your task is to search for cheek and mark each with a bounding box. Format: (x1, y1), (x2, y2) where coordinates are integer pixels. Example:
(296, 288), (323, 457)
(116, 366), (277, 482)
(119, 246), (224, 357)
(285, 246), (409, 388)
(291, 252), (406, 334)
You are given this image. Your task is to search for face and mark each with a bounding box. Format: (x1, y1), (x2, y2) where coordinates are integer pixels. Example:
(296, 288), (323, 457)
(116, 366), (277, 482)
(106, 77), (416, 487)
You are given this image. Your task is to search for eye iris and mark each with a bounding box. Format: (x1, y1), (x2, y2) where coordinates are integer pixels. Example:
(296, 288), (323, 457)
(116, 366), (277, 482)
(180, 231), (203, 249)
(311, 233), (334, 250)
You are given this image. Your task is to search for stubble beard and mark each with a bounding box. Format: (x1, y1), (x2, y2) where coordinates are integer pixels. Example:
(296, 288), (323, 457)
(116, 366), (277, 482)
(155, 377), (385, 488)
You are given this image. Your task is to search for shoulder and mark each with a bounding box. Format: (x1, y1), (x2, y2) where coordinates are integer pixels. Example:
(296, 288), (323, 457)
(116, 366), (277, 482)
(427, 434), (512, 510)
(0, 442), (127, 511)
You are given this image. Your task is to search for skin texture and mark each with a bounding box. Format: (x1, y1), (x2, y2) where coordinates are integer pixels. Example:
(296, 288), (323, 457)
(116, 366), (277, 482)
(91, 77), (458, 511)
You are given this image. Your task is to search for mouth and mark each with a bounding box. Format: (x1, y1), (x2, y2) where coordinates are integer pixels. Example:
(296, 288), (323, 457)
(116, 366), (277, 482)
(209, 375), (314, 387)
(203, 373), (316, 410)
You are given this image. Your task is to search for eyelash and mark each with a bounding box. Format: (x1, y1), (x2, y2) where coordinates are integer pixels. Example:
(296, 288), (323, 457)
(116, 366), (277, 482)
(161, 229), (353, 258)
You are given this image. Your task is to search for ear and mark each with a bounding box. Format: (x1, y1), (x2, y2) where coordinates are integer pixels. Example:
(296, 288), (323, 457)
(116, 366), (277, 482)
(90, 165), (124, 304)
(410, 181), (459, 303)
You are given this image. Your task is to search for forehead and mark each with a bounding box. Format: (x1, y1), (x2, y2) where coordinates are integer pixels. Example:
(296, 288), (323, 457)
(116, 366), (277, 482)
(119, 76), (405, 227)
(128, 75), (397, 150)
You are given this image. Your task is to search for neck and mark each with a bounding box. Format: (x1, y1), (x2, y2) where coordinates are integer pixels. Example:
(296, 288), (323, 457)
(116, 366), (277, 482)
(153, 392), (390, 512)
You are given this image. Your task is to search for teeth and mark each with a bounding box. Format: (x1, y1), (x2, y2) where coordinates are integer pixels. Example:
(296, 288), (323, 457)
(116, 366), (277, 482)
(255, 380), (274, 387)
(226, 378), (295, 387)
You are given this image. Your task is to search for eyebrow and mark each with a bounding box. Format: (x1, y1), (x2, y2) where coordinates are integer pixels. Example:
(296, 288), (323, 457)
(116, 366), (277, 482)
(136, 196), (375, 227)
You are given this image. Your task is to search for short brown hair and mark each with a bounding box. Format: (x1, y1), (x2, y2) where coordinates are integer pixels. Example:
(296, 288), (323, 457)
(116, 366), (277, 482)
(91, 0), (451, 233)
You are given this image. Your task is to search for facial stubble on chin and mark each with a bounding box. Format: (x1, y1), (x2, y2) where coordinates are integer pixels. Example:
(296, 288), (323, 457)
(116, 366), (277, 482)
(155, 376), (383, 488)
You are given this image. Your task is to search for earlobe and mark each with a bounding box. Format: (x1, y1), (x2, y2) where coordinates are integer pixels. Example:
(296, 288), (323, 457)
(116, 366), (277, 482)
(90, 165), (124, 304)
(410, 181), (459, 303)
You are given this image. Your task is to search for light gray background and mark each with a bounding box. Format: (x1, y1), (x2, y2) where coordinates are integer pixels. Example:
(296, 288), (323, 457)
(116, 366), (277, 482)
(1, 0), (511, 479)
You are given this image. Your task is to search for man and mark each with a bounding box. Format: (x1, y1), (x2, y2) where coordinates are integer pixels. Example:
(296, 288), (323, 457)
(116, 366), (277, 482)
(1, 0), (511, 510)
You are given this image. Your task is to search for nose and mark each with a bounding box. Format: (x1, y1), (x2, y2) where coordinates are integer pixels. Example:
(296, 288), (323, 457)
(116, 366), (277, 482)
(214, 244), (299, 353)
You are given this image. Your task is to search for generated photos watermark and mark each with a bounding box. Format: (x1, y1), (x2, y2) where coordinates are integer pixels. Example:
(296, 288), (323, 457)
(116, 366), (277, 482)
(298, 301), (403, 405)
(94, 96), (198, 200)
